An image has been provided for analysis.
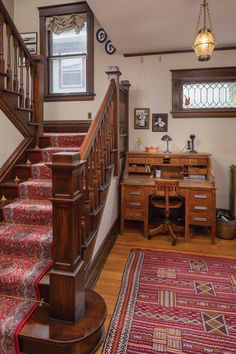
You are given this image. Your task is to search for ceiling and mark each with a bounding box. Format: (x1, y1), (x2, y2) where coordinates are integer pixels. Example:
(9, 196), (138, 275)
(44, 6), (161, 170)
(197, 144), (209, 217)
(87, 0), (236, 55)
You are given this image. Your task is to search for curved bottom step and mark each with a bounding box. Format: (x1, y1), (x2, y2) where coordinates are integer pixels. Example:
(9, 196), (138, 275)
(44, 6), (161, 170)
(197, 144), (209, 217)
(19, 289), (106, 354)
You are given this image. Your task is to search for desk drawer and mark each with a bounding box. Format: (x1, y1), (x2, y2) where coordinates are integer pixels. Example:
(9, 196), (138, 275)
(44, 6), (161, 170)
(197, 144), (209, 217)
(124, 186), (144, 199)
(190, 204), (210, 213)
(124, 199), (144, 209)
(189, 190), (212, 201)
(189, 212), (212, 226)
(124, 208), (145, 220)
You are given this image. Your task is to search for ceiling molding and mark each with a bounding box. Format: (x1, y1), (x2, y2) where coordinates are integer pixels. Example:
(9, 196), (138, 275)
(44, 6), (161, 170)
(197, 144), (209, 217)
(123, 46), (236, 58)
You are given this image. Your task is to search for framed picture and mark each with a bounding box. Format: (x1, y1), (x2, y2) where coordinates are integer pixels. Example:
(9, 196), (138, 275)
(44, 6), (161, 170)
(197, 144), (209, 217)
(25, 43), (37, 55)
(152, 113), (168, 132)
(21, 32), (37, 44)
(134, 108), (150, 129)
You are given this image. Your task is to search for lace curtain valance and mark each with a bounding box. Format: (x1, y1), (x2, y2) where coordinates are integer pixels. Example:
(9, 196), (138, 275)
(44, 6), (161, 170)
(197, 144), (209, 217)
(45, 13), (86, 35)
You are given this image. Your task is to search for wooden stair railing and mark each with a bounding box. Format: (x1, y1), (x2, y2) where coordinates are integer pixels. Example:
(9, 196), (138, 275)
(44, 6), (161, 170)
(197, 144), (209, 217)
(38, 66), (130, 353)
(0, 0), (44, 141)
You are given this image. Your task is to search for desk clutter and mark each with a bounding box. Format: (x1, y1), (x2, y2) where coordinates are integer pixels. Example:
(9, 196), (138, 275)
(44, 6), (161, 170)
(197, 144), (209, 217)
(127, 151), (211, 181)
(121, 151), (216, 244)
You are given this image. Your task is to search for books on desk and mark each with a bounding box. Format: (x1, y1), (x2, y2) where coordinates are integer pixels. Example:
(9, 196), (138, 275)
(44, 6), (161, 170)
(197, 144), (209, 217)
(184, 174), (206, 180)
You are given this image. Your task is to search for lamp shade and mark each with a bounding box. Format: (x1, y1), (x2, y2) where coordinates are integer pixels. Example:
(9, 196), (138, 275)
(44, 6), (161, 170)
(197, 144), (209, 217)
(161, 135), (172, 142)
(193, 28), (216, 61)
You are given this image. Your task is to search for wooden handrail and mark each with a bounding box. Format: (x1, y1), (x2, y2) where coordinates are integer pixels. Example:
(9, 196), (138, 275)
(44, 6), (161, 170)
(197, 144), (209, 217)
(0, 0), (44, 139)
(0, 1), (36, 71)
(80, 79), (116, 160)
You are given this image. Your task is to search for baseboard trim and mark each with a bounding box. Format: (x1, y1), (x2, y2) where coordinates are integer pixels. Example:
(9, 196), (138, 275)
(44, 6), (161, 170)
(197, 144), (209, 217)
(85, 217), (119, 289)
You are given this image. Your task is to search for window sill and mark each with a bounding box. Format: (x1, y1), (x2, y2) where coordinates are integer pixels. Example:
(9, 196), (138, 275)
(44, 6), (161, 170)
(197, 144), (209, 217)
(171, 109), (236, 118)
(44, 93), (95, 102)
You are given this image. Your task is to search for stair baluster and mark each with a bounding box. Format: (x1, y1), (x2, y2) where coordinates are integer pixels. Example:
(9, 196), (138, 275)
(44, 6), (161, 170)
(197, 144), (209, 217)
(19, 48), (24, 108)
(13, 36), (18, 91)
(25, 58), (30, 109)
(0, 11), (4, 74)
(6, 24), (12, 90)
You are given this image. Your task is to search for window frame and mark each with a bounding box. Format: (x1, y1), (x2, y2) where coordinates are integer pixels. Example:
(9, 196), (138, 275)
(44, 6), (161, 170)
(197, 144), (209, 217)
(39, 2), (94, 102)
(171, 67), (236, 118)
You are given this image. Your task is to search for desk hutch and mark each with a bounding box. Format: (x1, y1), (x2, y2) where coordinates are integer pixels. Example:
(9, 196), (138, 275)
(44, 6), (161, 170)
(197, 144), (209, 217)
(121, 151), (216, 243)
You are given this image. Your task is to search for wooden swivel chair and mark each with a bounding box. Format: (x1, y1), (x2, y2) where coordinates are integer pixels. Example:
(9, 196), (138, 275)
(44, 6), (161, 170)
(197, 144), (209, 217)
(148, 180), (184, 245)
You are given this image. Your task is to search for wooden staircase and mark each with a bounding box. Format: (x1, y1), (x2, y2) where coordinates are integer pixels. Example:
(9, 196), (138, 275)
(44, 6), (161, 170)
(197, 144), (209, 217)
(0, 1), (130, 352)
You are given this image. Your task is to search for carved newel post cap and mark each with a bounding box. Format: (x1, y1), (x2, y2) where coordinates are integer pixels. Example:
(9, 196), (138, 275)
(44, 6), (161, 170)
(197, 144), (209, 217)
(52, 151), (80, 164)
(106, 66), (122, 80)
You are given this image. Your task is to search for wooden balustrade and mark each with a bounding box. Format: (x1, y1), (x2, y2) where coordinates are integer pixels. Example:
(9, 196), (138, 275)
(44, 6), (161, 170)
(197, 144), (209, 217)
(0, 0), (42, 138)
(49, 66), (130, 323)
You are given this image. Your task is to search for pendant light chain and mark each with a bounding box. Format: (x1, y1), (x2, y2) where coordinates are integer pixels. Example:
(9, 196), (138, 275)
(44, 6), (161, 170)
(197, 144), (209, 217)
(206, 2), (215, 37)
(195, 3), (203, 36)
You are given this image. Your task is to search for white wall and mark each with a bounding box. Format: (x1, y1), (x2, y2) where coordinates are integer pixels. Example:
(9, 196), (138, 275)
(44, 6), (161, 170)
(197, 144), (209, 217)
(0, 110), (23, 168)
(3, 0), (14, 19)
(92, 173), (119, 258)
(13, 0), (236, 210)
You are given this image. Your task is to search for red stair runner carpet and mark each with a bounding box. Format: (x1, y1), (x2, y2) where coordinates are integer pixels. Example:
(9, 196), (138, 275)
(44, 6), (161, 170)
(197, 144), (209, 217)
(44, 132), (86, 147)
(0, 133), (85, 353)
(31, 163), (52, 179)
(18, 180), (52, 200)
(3, 200), (52, 226)
(103, 249), (236, 354)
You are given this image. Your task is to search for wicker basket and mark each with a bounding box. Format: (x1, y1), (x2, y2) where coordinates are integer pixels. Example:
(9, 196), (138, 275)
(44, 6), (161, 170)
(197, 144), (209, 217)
(145, 146), (159, 154)
(216, 219), (236, 240)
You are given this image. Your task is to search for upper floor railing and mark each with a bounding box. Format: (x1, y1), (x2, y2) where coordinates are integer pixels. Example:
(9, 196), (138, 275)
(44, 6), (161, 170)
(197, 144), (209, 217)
(0, 0), (44, 140)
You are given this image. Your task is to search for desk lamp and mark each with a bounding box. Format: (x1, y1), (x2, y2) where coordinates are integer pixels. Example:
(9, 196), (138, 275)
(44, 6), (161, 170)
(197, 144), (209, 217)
(161, 135), (172, 153)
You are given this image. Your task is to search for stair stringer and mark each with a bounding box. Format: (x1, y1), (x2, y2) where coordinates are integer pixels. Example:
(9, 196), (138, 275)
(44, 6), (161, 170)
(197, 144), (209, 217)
(0, 90), (35, 137)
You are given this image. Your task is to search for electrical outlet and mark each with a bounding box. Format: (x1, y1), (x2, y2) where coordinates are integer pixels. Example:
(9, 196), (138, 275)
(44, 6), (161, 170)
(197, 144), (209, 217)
(88, 112), (92, 119)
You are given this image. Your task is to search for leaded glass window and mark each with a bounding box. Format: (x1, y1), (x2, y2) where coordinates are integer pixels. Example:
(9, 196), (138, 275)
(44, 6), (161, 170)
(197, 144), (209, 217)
(171, 68), (236, 118)
(183, 82), (236, 109)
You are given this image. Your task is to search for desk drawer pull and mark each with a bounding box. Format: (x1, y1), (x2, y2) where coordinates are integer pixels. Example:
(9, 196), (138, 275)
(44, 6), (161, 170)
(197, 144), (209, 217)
(128, 191), (141, 196)
(127, 201), (141, 207)
(193, 217), (208, 222)
(193, 194), (208, 199)
(128, 212), (142, 217)
(194, 206), (208, 210)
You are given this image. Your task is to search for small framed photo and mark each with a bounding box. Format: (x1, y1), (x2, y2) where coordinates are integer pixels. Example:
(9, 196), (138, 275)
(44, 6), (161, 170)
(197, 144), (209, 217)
(152, 113), (168, 132)
(21, 32), (37, 44)
(134, 108), (150, 129)
(25, 43), (37, 55)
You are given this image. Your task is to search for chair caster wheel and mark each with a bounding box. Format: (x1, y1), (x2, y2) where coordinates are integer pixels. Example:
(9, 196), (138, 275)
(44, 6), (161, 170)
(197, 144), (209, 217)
(172, 240), (176, 246)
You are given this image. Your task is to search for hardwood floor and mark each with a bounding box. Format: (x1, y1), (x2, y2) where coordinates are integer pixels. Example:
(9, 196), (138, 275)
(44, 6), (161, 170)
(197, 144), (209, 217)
(94, 222), (236, 353)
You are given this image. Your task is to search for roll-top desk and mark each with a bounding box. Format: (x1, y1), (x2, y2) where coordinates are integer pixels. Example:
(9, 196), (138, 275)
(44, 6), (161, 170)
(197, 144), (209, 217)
(121, 151), (216, 243)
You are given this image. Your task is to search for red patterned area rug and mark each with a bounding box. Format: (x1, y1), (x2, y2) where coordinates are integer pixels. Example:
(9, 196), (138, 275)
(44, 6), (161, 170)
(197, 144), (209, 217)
(103, 249), (236, 354)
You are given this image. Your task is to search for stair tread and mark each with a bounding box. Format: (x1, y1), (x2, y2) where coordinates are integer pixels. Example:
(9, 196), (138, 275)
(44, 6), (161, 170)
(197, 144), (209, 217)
(0, 252), (52, 297)
(3, 199), (52, 226)
(0, 223), (52, 259)
(1, 181), (18, 187)
(43, 133), (87, 137)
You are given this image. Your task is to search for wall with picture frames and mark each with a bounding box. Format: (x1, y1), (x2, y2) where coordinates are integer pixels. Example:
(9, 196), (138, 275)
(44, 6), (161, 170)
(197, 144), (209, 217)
(13, 0), (236, 209)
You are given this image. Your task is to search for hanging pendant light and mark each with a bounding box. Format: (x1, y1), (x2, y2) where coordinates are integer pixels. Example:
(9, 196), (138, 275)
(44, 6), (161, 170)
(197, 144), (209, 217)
(193, 0), (216, 61)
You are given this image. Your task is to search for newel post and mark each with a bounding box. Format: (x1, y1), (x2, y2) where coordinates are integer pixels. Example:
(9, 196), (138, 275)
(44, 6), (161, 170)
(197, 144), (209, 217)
(106, 66), (121, 176)
(32, 55), (45, 145)
(49, 152), (86, 322)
